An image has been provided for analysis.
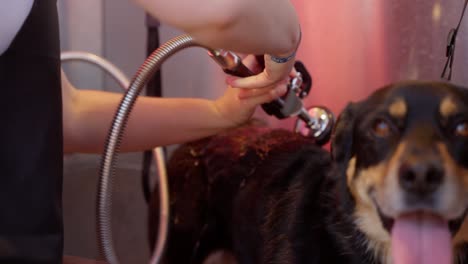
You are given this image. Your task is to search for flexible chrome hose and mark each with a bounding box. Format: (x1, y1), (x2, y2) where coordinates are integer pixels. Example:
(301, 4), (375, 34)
(61, 51), (130, 89)
(60, 51), (169, 263)
(98, 34), (204, 264)
(149, 147), (169, 264)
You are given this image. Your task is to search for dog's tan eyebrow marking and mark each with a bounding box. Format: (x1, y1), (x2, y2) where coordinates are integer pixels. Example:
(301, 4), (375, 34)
(388, 97), (407, 118)
(440, 96), (458, 118)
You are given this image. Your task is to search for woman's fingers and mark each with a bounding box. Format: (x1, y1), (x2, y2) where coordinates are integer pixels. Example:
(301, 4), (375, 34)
(228, 71), (287, 89)
(237, 84), (287, 104)
(225, 54), (299, 90)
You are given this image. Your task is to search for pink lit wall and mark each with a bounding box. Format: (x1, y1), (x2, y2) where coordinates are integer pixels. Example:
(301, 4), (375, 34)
(291, 1), (389, 118)
(285, 0), (468, 126)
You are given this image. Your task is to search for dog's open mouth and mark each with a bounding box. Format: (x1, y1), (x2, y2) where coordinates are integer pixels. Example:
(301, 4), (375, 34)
(375, 204), (467, 264)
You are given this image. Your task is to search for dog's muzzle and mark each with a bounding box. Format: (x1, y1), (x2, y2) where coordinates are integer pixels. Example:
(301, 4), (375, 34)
(377, 143), (466, 264)
(398, 155), (444, 207)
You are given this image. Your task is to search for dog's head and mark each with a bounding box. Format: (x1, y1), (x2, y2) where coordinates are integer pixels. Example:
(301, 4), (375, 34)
(331, 81), (468, 263)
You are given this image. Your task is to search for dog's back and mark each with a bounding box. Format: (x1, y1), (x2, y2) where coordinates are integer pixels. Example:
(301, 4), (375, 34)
(149, 124), (336, 263)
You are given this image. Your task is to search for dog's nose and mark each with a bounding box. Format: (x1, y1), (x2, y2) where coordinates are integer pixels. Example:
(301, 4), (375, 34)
(398, 161), (444, 196)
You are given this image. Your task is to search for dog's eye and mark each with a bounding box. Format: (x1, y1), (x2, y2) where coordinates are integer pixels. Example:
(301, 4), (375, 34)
(455, 122), (468, 137)
(372, 119), (391, 138)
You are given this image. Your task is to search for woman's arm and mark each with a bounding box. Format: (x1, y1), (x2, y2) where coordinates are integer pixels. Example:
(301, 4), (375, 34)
(62, 63), (285, 153)
(133, 0), (301, 56)
(133, 0), (301, 93)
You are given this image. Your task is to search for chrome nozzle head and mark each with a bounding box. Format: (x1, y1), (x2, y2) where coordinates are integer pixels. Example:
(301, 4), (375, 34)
(207, 49), (242, 71)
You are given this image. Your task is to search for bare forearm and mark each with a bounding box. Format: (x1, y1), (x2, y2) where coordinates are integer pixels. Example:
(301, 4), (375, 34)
(61, 54), (285, 154)
(65, 90), (232, 153)
(133, 0), (300, 55)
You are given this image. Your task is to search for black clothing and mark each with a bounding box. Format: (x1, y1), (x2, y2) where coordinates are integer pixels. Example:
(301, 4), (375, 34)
(0, 0), (63, 263)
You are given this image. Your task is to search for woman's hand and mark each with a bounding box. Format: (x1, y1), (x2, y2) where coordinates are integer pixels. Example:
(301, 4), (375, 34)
(226, 52), (297, 89)
(214, 55), (292, 127)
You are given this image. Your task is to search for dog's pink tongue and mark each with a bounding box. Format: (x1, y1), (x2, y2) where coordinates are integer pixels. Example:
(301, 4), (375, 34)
(391, 213), (452, 264)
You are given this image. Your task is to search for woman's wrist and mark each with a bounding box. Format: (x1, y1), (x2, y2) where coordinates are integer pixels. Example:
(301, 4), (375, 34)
(269, 25), (302, 63)
(269, 50), (297, 63)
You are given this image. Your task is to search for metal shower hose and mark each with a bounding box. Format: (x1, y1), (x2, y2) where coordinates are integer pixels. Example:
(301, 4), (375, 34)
(60, 50), (169, 264)
(97, 34), (213, 264)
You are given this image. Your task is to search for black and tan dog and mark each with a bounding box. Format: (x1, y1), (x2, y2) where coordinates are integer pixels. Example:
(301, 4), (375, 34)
(149, 81), (468, 264)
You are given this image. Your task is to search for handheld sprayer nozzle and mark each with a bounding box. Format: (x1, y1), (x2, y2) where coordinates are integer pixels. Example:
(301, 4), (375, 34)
(208, 49), (254, 77)
(207, 49), (312, 121)
(207, 49), (241, 69)
(207, 49), (333, 143)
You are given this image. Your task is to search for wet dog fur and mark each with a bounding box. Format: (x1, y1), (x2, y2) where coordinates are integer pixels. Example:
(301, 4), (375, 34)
(149, 81), (468, 263)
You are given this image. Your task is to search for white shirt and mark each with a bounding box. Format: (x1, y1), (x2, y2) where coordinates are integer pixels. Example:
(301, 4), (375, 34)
(0, 0), (34, 55)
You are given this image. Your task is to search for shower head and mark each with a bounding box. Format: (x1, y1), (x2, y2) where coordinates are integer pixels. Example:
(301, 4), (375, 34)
(294, 106), (335, 146)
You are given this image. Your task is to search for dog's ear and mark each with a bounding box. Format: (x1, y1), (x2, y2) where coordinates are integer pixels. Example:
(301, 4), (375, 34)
(331, 103), (357, 165)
